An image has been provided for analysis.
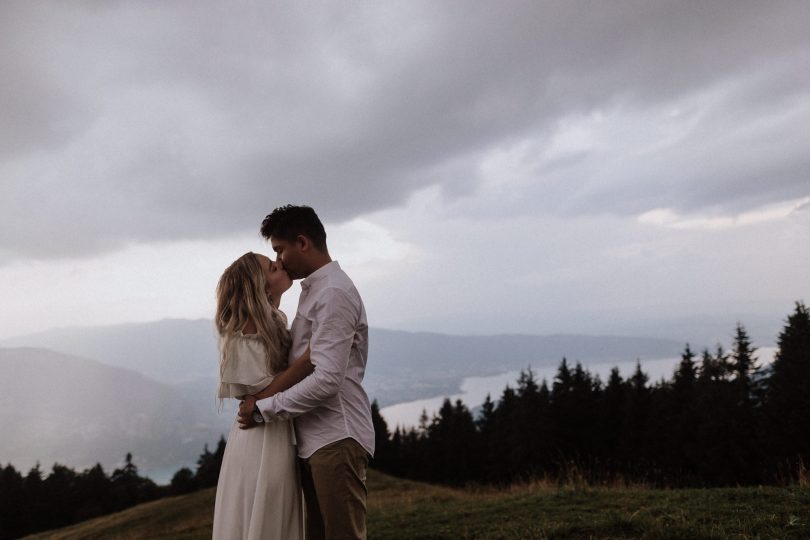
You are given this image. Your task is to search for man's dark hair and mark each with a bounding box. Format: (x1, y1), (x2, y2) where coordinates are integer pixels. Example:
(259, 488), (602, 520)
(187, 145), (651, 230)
(260, 205), (327, 250)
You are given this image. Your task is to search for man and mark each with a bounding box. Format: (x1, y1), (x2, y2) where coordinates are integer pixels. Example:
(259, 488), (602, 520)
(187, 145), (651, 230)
(237, 204), (375, 540)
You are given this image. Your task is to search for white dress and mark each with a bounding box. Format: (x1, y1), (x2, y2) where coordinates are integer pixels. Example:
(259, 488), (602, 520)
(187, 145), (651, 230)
(212, 333), (304, 540)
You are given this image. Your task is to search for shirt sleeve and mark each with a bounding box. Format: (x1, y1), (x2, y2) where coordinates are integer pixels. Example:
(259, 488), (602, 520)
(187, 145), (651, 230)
(256, 286), (358, 421)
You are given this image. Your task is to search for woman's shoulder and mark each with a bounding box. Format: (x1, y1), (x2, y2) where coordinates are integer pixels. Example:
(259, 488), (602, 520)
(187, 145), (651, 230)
(219, 332), (264, 357)
(225, 331), (264, 345)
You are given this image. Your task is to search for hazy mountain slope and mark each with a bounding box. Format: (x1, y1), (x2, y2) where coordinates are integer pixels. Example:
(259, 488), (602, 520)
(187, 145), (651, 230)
(1, 321), (684, 406)
(0, 347), (233, 479)
(1, 319), (218, 382)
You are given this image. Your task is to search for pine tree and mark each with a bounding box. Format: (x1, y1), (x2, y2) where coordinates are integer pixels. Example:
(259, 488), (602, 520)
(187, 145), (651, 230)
(423, 399), (478, 484)
(667, 344), (700, 480)
(699, 345), (732, 382)
(765, 301), (810, 479)
(601, 367), (625, 466)
(695, 344), (741, 484)
(623, 361), (651, 473)
(370, 400), (392, 469)
(170, 467), (197, 495)
(110, 452), (141, 510)
(45, 464), (79, 527)
(552, 357), (572, 397)
(23, 463), (46, 531)
(477, 393), (496, 431)
(417, 409), (430, 437)
(0, 464), (25, 540)
(674, 344), (697, 393)
(195, 437), (227, 488)
(549, 358), (574, 458)
(491, 385), (519, 482)
(475, 393), (498, 482)
(513, 369), (550, 476)
(730, 324), (759, 407)
(75, 464), (113, 520)
(388, 426), (404, 476)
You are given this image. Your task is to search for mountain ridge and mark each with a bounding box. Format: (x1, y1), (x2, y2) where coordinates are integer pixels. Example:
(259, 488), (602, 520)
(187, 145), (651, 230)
(1, 319), (685, 405)
(1, 320), (684, 480)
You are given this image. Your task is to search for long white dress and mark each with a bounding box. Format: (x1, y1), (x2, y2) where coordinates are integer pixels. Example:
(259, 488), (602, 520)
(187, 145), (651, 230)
(212, 333), (304, 540)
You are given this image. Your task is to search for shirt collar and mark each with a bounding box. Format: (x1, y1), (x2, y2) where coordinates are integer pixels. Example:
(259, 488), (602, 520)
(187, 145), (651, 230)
(300, 260), (340, 291)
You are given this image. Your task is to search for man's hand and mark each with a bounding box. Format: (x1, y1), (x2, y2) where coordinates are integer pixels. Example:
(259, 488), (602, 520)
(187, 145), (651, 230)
(237, 395), (258, 429)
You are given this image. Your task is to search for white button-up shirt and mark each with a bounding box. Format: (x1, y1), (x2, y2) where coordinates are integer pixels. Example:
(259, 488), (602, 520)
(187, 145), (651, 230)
(256, 261), (375, 459)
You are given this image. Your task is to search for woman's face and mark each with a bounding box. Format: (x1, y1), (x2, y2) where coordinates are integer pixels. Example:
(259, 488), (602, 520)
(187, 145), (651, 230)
(258, 255), (292, 301)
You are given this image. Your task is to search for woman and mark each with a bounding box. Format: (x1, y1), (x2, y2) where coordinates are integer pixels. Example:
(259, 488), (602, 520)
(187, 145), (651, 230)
(212, 252), (312, 540)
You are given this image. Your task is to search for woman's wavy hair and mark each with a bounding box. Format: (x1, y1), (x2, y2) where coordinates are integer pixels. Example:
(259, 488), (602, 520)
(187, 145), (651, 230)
(215, 252), (291, 376)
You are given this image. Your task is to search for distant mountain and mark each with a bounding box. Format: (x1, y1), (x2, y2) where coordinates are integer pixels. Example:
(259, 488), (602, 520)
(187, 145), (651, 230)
(0, 347), (233, 482)
(365, 329), (684, 404)
(0, 323), (685, 482)
(1, 319), (219, 382)
(1, 321), (684, 406)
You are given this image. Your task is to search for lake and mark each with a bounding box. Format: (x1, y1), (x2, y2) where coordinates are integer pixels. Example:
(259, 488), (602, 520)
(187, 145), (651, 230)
(380, 347), (777, 429)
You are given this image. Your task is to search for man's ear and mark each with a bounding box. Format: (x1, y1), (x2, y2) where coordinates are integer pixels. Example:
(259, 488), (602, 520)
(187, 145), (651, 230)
(296, 234), (310, 252)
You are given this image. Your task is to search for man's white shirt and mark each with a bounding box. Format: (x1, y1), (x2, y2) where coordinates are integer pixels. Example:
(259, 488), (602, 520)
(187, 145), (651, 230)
(256, 261), (375, 459)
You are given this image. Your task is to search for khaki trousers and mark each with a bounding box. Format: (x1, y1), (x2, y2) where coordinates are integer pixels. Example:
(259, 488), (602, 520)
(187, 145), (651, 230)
(300, 438), (369, 540)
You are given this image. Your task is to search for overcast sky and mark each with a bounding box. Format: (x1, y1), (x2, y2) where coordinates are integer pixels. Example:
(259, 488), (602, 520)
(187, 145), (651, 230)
(1, 1), (808, 346)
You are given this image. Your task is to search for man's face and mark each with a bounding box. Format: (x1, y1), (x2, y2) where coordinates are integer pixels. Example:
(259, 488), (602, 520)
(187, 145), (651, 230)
(270, 236), (305, 280)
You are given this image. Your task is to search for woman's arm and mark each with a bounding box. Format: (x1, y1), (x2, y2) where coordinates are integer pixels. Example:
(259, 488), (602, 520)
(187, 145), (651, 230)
(252, 347), (313, 401)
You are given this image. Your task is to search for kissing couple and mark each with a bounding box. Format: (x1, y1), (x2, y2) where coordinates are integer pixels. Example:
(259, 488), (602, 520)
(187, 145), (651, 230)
(211, 205), (375, 540)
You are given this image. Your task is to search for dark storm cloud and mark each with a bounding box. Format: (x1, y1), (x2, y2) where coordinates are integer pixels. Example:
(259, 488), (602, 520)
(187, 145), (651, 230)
(1, 1), (808, 261)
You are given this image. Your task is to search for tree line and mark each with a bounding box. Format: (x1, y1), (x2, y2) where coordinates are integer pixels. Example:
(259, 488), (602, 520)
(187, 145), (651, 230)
(0, 440), (226, 539)
(371, 302), (810, 488)
(2, 302), (806, 537)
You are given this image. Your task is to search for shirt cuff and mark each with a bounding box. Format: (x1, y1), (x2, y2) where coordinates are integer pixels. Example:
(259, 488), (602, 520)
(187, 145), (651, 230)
(256, 395), (287, 422)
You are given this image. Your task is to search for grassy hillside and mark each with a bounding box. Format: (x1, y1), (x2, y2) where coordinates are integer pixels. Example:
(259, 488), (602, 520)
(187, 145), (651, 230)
(24, 470), (810, 539)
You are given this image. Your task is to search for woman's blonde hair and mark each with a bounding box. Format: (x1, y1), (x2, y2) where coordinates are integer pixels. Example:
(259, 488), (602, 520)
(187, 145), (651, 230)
(215, 252), (290, 376)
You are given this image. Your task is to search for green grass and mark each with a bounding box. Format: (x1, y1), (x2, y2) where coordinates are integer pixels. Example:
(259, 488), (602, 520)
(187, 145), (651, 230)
(22, 488), (216, 540)
(23, 471), (810, 539)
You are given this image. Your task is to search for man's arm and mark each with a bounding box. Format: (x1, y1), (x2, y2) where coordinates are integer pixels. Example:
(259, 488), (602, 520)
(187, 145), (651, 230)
(257, 347), (313, 399)
(237, 348), (312, 428)
(255, 287), (358, 421)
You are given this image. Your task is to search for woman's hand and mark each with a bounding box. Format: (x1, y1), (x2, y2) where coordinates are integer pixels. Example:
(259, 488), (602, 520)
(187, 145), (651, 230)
(237, 395), (258, 429)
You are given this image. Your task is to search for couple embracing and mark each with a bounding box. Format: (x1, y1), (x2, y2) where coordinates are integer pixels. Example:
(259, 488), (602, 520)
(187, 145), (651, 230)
(212, 205), (374, 540)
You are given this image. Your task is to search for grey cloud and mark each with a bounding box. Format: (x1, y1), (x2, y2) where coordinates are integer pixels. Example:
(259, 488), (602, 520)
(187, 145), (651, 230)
(2, 0), (809, 261)
(0, 3), (97, 158)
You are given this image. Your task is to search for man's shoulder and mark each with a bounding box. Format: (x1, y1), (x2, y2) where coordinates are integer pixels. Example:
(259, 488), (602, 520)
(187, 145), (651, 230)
(311, 272), (363, 316)
(322, 266), (359, 293)
(317, 280), (361, 306)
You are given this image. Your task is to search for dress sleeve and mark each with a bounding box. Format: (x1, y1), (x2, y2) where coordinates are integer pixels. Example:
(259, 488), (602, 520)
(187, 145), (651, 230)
(218, 336), (275, 399)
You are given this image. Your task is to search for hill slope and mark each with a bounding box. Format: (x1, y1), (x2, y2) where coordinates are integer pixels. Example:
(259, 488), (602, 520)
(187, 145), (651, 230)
(22, 470), (810, 540)
(0, 347), (232, 478)
(0, 320), (218, 383)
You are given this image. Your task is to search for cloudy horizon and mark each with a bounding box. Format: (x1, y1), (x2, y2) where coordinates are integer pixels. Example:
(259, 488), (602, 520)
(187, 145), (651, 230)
(1, 1), (808, 346)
